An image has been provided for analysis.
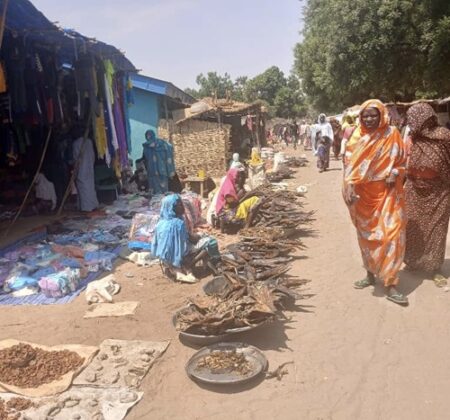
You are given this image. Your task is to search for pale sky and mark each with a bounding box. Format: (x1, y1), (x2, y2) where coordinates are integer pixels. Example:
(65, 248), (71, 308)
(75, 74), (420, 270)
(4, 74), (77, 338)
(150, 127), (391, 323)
(32, 0), (303, 90)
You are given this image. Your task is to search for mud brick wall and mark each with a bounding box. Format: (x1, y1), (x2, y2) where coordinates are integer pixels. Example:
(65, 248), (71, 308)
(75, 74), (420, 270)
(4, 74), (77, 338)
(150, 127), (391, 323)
(159, 119), (232, 178)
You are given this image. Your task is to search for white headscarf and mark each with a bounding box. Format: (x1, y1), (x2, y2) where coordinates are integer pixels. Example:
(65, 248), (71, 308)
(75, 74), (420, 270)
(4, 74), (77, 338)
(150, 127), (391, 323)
(230, 153), (245, 170)
(35, 173), (57, 210)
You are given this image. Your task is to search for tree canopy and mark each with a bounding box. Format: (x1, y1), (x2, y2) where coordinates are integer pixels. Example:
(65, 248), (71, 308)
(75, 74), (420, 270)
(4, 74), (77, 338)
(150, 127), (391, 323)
(294, 0), (450, 113)
(185, 67), (307, 118)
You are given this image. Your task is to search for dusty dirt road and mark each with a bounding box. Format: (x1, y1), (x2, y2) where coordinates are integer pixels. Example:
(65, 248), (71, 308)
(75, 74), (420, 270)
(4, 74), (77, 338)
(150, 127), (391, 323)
(2, 149), (450, 420)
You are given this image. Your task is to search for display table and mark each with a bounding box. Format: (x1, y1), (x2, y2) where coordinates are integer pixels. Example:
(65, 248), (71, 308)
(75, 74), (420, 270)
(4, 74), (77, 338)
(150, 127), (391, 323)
(181, 177), (208, 198)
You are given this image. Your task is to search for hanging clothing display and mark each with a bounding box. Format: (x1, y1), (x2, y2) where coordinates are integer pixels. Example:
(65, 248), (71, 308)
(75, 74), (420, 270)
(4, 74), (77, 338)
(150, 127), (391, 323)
(72, 137), (99, 212)
(142, 130), (176, 195)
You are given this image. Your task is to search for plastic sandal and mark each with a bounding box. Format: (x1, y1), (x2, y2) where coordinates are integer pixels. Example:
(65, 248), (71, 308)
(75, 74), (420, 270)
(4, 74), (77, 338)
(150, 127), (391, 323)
(353, 277), (375, 289)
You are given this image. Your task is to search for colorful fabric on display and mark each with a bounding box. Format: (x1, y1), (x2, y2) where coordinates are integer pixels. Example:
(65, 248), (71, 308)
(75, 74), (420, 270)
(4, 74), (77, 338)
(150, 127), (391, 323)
(113, 78), (129, 168)
(94, 103), (110, 164)
(404, 103), (450, 272)
(151, 194), (189, 268)
(104, 60), (115, 105)
(103, 73), (119, 151)
(344, 99), (406, 287)
(142, 130), (176, 195)
(123, 75), (134, 152)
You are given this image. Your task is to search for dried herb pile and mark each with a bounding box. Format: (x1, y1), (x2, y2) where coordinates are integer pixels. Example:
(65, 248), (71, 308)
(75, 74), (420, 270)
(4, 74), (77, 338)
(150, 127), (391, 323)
(0, 343), (84, 388)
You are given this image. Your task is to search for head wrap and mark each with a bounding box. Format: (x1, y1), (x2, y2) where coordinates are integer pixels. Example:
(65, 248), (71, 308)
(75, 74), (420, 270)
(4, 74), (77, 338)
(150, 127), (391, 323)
(159, 194), (181, 220)
(151, 194), (188, 267)
(216, 168), (240, 214)
(406, 103), (450, 142)
(145, 129), (156, 142)
(359, 99), (389, 135)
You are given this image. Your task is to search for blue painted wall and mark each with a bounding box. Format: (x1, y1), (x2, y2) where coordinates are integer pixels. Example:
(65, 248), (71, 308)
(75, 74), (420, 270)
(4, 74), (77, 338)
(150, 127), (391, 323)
(128, 89), (160, 166)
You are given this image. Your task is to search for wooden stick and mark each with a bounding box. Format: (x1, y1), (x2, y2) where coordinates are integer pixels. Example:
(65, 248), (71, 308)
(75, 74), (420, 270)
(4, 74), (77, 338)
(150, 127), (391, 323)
(3, 126), (53, 237)
(0, 0), (10, 51)
(56, 113), (92, 216)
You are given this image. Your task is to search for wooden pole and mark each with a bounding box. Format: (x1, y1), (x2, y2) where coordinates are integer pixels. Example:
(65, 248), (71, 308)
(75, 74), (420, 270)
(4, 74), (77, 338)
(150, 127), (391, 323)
(255, 112), (261, 148)
(163, 96), (171, 143)
(0, 0), (10, 51)
(56, 113), (93, 216)
(4, 126), (53, 237)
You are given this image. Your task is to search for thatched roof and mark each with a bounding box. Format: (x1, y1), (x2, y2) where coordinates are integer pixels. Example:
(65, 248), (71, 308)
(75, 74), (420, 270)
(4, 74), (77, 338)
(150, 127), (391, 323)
(174, 98), (263, 124)
(386, 97), (450, 108)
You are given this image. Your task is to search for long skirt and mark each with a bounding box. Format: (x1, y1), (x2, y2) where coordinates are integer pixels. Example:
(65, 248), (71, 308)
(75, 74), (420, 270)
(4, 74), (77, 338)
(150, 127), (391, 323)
(405, 178), (450, 272)
(317, 143), (331, 170)
(348, 180), (406, 286)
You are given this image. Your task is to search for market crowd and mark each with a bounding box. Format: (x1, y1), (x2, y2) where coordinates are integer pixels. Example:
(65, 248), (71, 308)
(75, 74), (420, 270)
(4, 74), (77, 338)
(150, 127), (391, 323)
(290, 100), (450, 306)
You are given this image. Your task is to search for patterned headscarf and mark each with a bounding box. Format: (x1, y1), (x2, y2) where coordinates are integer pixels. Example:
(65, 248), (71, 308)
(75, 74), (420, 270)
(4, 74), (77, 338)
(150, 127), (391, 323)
(359, 99), (389, 135)
(406, 103), (450, 142)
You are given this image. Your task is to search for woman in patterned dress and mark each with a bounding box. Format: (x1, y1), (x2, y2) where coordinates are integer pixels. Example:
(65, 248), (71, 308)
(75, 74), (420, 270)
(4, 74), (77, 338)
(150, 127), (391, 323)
(343, 99), (408, 305)
(404, 103), (450, 287)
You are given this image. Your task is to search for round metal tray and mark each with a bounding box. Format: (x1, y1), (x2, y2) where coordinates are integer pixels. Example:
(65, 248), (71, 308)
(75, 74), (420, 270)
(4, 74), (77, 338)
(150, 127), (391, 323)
(172, 307), (271, 346)
(186, 342), (268, 385)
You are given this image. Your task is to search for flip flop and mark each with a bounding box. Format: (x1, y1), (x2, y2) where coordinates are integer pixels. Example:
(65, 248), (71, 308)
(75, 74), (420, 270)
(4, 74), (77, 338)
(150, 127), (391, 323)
(386, 291), (408, 306)
(433, 274), (448, 288)
(354, 277), (375, 289)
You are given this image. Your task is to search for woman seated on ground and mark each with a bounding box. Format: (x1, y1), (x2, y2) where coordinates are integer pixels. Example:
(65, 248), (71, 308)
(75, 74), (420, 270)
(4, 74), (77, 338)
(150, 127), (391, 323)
(215, 167), (261, 232)
(152, 194), (221, 283)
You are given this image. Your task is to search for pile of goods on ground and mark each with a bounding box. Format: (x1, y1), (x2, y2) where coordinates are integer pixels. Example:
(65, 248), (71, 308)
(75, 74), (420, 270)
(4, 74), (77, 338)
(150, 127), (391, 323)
(0, 396), (34, 420)
(0, 343), (84, 388)
(175, 186), (312, 338)
(195, 349), (252, 376)
(286, 156), (308, 168)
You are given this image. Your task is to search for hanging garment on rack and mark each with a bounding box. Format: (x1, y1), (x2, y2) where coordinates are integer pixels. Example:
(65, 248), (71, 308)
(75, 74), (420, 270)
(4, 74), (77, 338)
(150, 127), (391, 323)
(112, 79), (129, 168)
(74, 54), (99, 117)
(72, 136), (99, 212)
(123, 74), (134, 152)
(94, 103), (111, 166)
(103, 73), (119, 152)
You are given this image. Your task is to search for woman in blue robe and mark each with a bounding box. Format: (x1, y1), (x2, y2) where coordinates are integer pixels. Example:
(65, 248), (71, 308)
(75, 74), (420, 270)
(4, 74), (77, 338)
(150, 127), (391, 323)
(151, 194), (220, 282)
(142, 130), (175, 195)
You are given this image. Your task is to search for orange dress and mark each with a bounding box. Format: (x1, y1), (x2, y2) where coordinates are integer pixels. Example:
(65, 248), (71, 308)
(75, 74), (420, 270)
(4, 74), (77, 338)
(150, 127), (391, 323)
(344, 101), (406, 287)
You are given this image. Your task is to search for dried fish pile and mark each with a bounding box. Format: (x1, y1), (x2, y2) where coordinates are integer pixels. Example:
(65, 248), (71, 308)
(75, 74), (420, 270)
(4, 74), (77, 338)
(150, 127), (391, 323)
(175, 279), (279, 335)
(196, 350), (252, 376)
(286, 156), (308, 168)
(175, 186), (311, 338)
(248, 187), (314, 230)
(267, 167), (294, 182)
(0, 343), (84, 388)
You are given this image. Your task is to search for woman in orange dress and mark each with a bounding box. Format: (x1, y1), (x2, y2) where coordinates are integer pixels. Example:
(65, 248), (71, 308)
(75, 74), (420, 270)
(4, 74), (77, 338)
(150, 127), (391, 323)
(343, 99), (408, 305)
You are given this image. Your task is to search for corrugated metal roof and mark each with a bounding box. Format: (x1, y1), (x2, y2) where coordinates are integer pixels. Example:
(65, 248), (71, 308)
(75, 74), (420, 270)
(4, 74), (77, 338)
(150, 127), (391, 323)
(130, 74), (195, 105)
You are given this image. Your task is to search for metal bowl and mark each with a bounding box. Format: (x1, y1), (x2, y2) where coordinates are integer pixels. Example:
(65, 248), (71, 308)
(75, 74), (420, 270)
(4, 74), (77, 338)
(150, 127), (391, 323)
(186, 342), (268, 385)
(172, 307), (272, 346)
(202, 276), (231, 296)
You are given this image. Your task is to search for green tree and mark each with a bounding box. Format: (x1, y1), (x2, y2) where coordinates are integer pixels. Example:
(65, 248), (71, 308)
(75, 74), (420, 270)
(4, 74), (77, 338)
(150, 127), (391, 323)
(295, 0), (450, 113)
(244, 66), (287, 105)
(195, 72), (235, 99)
(274, 75), (307, 118)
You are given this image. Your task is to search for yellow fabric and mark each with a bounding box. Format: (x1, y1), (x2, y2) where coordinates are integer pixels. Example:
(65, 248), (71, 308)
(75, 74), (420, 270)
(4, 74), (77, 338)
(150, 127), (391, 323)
(235, 196), (260, 220)
(94, 104), (108, 160)
(104, 59), (115, 104)
(249, 148), (262, 166)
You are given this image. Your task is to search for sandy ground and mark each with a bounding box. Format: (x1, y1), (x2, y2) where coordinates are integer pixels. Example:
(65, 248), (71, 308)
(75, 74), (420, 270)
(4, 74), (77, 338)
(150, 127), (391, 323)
(2, 149), (450, 420)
